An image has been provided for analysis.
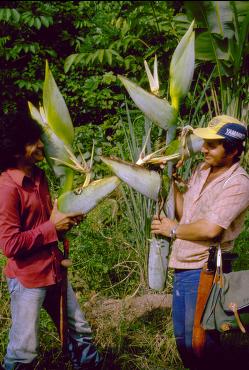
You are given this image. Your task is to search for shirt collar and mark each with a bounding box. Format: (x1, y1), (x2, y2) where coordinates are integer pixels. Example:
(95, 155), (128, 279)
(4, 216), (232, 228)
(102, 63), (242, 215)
(190, 161), (241, 204)
(200, 161), (241, 180)
(6, 166), (42, 187)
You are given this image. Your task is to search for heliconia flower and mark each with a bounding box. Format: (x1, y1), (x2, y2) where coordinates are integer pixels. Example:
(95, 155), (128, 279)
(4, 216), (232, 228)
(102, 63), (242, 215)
(43, 60), (74, 146)
(144, 55), (159, 96)
(101, 156), (161, 201)
(169, 20), (195, 111)
(118, 75), (176, 131)
(58, 176), (120, 215)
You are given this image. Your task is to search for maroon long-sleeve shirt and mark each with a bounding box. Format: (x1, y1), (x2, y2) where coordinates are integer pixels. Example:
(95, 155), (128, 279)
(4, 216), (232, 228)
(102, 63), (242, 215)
(0, 167), (64, 288)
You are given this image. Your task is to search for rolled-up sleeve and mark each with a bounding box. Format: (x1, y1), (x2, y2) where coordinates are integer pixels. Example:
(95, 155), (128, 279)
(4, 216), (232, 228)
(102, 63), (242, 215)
(0, 186), (58, 258)
(205, 176), (249, 229)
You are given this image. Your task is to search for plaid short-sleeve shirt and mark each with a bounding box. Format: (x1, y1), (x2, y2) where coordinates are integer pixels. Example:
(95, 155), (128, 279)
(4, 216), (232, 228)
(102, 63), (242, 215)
(169, 162), (249, 269)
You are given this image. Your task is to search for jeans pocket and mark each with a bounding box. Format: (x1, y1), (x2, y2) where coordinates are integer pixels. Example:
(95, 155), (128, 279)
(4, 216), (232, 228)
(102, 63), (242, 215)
(7, 278), (21, 294)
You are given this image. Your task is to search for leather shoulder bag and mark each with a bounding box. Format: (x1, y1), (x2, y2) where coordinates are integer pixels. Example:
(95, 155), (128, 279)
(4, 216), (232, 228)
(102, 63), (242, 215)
(201, 246), (249, 333)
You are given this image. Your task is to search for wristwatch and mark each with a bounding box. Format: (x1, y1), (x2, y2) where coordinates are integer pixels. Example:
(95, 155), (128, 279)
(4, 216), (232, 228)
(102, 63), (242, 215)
(170, 226), (178, 240)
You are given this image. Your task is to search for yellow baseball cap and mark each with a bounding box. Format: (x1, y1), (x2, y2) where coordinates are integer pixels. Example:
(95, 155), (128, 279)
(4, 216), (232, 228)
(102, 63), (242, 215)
(193, 115), (247, 142)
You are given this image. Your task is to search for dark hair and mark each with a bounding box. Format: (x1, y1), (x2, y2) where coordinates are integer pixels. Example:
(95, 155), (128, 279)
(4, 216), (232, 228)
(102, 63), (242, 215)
(0, 108), (42, 172)
(222, 139), (245, 162)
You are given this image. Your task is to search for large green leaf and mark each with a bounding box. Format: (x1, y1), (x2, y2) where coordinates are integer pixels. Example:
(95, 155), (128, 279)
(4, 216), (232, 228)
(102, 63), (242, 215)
(43, 61), (74, 145)
(195, 32), (229, 61)
(184, 1), (249, 81)
(185, 1), (249, 79)
(119, 75), (176, 131)
(232, 1), (249, 19)
(230, 2), (249, 72)
(58, 176), (120, 215)
(185, 1), (234, 38)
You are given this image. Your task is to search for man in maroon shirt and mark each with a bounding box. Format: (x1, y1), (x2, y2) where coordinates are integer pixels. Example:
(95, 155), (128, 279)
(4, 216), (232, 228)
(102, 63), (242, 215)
(0, 109), (102, 369)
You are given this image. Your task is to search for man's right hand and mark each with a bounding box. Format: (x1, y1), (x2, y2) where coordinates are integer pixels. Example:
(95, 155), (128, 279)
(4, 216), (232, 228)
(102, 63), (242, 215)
(50, 199), (83, 234)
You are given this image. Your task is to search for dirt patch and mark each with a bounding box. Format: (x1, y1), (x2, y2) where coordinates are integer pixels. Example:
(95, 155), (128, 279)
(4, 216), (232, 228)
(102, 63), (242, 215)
(84, 293), (172, 325)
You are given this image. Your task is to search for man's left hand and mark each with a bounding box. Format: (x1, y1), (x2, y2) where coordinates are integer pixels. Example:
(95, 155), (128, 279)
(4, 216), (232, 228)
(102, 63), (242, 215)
(151, 215), (177, 237)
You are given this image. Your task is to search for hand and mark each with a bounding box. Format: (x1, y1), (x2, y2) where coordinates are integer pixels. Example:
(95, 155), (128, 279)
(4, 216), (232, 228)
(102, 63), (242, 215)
(175, 159), (184, 170)
(71, 214), (86, 226)
(151, 215), (177, 238)
(50, 199), (85, 234)
(159, 159), (167, 170)
(159, 158), (184, 171)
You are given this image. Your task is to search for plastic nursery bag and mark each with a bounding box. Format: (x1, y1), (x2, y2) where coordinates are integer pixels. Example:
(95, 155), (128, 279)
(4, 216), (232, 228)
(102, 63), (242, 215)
(148, 237), (170, 291)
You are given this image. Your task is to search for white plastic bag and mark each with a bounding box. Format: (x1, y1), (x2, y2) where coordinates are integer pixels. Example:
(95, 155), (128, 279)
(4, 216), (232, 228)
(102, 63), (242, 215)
(148, 237), (170, 291)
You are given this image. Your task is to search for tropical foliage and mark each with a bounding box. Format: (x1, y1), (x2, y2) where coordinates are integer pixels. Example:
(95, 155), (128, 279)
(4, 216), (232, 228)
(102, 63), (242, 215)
(184, 1), (249, 120)
(0, 1), (180, 125)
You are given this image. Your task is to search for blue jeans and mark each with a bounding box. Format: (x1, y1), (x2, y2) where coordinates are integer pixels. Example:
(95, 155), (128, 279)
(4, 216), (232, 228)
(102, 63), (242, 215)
(172, 269), (202, 369)
(4, 278), (101, 370)
(172, 269), (227, 370)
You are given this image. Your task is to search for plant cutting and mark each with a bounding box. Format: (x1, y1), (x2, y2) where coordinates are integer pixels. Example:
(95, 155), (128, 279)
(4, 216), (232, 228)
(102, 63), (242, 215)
(100, 21), (204, 291)
(29, 61), (120, 216)
(101, 20), (202, 204)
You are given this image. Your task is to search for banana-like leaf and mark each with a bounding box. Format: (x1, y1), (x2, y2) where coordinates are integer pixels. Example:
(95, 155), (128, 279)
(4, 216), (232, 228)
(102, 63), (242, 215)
(118, 75), (176, 131)
(43, 60), (74, 145)
(185, 1), (234, 38)
(195, 32), (229, 61)
(101, 156), (161, 201)
(170, 20), (195, 110)
(28, 101), (74, 192)
(185, 1), (249, 74)
(58, 176), (120, 215)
